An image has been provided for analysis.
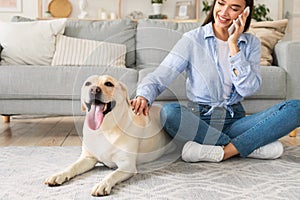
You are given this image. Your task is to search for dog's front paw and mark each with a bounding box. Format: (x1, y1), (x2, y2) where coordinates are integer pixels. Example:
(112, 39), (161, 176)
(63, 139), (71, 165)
(91, 181), (113, 196)
(44, 172), (70, 186)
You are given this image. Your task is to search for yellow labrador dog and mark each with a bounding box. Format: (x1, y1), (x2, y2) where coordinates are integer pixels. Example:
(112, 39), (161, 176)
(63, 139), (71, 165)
(45, 75), (176, 196)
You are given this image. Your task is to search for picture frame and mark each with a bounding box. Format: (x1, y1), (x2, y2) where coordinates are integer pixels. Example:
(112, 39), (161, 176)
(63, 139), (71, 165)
(0, 0), (22, 12)
(175, 1), (193, 20)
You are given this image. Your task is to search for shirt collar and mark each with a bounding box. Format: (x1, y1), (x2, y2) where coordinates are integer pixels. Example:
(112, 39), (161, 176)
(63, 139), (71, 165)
(203, 22), (248, 44)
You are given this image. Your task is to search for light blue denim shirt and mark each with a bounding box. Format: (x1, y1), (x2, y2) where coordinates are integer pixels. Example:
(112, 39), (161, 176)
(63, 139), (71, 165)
(137, 22), (262, 116)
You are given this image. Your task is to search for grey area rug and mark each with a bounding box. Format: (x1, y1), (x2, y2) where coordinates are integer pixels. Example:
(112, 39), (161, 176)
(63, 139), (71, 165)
(0, 146), (299, 200)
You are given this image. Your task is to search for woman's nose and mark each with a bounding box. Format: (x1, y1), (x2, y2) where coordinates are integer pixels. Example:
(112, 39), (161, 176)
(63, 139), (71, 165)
(219, 7), (230, 16)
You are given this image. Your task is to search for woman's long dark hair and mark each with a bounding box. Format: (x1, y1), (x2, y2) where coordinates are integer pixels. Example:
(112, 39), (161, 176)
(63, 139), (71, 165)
(202, 0), (254, 32)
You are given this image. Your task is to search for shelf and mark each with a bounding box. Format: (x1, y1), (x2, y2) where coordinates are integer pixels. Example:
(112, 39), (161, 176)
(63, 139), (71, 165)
(118, 0), (200, 21)
(38, 0), (200, 21)
(36, 17), (200, 24)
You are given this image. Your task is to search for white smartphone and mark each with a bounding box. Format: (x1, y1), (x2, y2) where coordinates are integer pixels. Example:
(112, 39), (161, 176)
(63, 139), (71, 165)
(228, 6), (250, 35)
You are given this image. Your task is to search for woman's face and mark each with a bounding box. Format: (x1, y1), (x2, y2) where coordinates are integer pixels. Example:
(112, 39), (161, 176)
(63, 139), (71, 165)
(213, 0), (246, 29)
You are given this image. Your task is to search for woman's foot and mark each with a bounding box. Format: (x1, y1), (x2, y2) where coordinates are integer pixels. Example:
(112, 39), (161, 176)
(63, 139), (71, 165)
(182, 141), (224, 162)
(182, 140), (284, 162)
(247, 141), (284, 159)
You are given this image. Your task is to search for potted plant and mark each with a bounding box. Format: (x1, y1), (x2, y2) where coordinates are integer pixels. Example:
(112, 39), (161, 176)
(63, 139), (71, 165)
(151, 0), (163, 15)
(202, 0), (212, 16)
(44, 11), (52, 18)
(252, 3), (273, 21)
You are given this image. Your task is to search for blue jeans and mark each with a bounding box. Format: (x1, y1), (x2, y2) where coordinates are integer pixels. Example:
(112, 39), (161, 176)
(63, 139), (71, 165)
(160, 100), (300, 157)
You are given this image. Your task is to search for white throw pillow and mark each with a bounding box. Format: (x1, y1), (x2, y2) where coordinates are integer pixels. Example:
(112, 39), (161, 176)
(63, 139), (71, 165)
(0, 19), (67, 65)
(51, 35), (126, 67)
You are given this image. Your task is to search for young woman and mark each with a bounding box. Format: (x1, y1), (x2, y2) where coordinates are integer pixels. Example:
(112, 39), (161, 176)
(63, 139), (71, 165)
(131, 0), (300, 162)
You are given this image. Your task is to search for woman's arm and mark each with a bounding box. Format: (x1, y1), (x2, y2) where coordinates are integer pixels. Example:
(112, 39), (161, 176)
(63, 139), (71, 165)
(131, 36), (192, 115)
(229, 36), (262, 98)
(227, 11), (262, 98)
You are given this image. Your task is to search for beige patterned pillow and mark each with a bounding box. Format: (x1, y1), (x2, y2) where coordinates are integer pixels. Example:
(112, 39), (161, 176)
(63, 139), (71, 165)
(248, 19), (288, 66)
(52, 35), (126, 67)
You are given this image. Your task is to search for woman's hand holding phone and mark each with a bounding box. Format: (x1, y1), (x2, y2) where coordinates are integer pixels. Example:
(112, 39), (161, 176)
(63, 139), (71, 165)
(228, 6), (250, 35)
(227, 6), (250, 64)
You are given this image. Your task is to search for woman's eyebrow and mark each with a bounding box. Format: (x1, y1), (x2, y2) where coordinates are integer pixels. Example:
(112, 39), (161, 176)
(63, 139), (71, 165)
(220, 0), (243, 9)
(230, 3), (243, 8)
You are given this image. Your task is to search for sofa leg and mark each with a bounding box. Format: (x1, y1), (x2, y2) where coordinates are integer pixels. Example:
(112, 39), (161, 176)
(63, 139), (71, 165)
(2, 115), (10, 123)
(289, 128), (298, 137)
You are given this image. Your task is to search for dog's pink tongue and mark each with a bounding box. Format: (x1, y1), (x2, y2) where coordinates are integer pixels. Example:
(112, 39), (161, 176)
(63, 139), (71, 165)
(87, 104), (104, 131)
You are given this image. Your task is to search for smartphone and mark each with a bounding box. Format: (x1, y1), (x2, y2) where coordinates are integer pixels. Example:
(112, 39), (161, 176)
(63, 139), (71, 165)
(228, 6), (250, 35)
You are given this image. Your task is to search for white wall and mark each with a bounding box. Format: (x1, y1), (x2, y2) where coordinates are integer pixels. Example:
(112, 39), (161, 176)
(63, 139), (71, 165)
(0, 0), (281, 22)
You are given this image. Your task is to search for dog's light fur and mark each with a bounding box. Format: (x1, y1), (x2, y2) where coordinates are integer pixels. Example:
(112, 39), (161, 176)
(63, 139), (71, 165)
(45, 75), (175, 196)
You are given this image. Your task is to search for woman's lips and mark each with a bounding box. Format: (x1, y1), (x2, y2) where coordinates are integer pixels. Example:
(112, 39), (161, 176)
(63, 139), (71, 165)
(218, 15), (230, 24)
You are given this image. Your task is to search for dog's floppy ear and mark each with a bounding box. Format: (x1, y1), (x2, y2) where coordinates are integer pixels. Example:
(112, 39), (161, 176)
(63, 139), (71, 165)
(119, 82), (130, 106)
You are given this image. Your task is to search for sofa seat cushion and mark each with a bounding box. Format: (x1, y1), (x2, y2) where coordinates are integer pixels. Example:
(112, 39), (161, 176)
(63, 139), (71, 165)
(139, 66), (286, 101)
(0, 65), (137, 100)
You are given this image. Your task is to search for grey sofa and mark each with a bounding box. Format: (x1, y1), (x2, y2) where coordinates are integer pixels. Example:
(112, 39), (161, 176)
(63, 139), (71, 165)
(1, 18), (300, 121)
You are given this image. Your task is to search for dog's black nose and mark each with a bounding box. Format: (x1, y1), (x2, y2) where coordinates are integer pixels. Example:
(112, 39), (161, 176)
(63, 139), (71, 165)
(90, 86), (101, 95)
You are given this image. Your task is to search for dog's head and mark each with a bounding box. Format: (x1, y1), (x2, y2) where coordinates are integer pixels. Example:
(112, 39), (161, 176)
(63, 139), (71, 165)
(81, 75), (130, 131)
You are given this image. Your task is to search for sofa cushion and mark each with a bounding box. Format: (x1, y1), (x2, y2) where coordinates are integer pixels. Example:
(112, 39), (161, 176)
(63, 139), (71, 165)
(0, 19), (67, 65)
(10, 17), (136, 68)
(0, 65), (138, 100)
(136, 19), (202, 69)
(64, 19), (136, 68)
(137, 19), (288, 68)
(246, 66), (286, 99)
(247, 19), (288, 66)
(52, 35), (126, 67)
(139, 66), (286, 101)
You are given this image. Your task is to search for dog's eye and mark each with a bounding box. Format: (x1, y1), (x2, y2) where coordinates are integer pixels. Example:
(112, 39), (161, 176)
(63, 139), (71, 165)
(85, 82), (92, 86)
(104, 81), (114, 87)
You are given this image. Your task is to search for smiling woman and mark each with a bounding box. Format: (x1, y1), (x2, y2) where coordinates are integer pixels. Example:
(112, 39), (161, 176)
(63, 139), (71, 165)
(132, 0), (300, 164)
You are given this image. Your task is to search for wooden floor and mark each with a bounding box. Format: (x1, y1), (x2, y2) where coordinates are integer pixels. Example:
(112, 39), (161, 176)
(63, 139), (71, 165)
(0, 116), (299, 147)
(0, 116), (83, 146)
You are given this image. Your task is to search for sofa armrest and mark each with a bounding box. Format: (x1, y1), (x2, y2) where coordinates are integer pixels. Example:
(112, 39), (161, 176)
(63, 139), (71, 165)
(274, 41), (300, 99)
